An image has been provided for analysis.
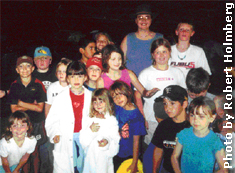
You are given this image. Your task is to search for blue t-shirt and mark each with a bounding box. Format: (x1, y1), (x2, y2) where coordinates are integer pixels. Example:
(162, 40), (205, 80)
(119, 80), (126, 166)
(177, 127), (224, 173)
(115, 105), (147, 158)
(126, 32), (163, 77)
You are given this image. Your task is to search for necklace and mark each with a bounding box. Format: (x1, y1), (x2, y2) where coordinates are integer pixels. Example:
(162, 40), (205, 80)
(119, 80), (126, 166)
(177, 55), (186, 60)
(71, 88), (84, 95)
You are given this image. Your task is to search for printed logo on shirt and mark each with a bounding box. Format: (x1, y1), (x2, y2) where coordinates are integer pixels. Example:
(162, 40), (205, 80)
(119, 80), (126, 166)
(163, 140), (176, 149)
(120, 122), (129, 139)
(170, 62), (195, 69)
(73, 102), (80, 108)
(30, 87), (36, 92)
(156, 77), (174, 81)
(42, 81), (51, 90)
(52, 93), (59, 97)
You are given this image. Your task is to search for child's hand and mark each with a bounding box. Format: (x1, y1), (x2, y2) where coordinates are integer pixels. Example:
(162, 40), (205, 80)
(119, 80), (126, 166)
(127, 162), (138, 173)
(90, 122), (100, 132)
(120, 123), (129, 138)
(98, 139), (108, 147)
(53, 135), (60, 143)
(143, 88), (160, 98)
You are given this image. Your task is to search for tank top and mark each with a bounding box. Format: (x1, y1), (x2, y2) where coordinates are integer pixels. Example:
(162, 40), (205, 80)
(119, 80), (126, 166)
(126, 32), (163, 77)
(101, 69), (131, 89)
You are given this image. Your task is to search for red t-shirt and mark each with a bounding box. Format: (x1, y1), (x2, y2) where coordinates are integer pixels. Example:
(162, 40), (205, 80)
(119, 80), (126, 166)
(70, 90), (84, 133)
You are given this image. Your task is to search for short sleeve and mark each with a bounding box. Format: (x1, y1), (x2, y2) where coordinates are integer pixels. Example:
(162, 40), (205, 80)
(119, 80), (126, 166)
(176, 128), (186, 145)
(198, 49), (212, 75)
(27, 137), (37, 154)
(46, 84), (53, 105)
(151, 122), (164, 148)
(0, 138), (9, 157)
(36, 82), (47, 103)
(213, 134), (225, 154)
(7, 83), (19, 105)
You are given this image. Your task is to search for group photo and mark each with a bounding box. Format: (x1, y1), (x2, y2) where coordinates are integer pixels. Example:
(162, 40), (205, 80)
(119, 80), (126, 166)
(1, 1), (234, 173)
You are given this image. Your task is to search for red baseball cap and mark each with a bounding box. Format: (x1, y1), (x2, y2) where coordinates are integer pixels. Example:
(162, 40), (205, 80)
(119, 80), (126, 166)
(86, 57), (103, 70)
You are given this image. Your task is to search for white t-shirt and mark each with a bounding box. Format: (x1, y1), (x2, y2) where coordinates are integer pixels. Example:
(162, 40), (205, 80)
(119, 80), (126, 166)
(169, 44), (211, 76)
(46, 81), (69, 105)
(0, 137), (37, 167)
(138, 65), (186, 122)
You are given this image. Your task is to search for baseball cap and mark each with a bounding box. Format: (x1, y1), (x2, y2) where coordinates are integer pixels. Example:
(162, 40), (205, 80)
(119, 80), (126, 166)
(155, 85), (188, 102)
(34, 46), (52, 58)
(86, 57), (103, 70)
(16, 56), (34, 67)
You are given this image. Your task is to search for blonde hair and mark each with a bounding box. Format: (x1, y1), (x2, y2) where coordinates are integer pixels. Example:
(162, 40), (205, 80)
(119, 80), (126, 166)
(56, 58), (72, 73)
(90, 88), (115, 118)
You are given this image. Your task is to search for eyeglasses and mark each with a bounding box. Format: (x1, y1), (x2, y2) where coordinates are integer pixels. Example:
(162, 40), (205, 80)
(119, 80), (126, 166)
(137, 15), (151, 21)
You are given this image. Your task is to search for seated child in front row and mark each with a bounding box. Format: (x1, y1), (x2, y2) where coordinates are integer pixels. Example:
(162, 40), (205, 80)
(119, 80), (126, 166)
(45, 61), (92, 173)
(80, 88), (120, 173)
(171, 96), (227, 173)
(109, 80), (147, 173)
(97, 44), (159, 98)
(84, 57), (103, 91)
(0, 111), (37, 172)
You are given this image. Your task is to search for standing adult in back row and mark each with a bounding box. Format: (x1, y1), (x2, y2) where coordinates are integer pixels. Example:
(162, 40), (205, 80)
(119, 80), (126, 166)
(120, 4), (163, 77)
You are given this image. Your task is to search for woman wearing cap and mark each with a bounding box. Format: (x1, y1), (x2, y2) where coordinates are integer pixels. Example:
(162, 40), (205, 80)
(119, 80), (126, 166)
(120, 4), (163, 77)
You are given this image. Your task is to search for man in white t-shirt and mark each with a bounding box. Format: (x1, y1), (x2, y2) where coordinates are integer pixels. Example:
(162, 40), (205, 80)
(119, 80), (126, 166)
(169, 22), (211, 76)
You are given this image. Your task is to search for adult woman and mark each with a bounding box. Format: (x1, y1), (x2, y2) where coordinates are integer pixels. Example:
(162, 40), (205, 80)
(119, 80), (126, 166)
(120, 4), (163, 76)
(135, 38), (186, 145)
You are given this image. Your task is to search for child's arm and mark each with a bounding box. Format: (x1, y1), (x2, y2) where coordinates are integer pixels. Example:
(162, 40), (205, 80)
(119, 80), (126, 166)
(17, 100), (44, 112)
(96, 77), (104, 89)
(128, 70), (159, 98)
(215, 148), (228, 173)
(1, 156), (11, 173)
(134, 90), (148, 129)
(13, 153), (30, 173)
(127, 135), (140, 173)
(171, 141), (183, 173)
(10, 104), (28, 113)
(152, 146), (163, 173)
(45, 103), (51, 118)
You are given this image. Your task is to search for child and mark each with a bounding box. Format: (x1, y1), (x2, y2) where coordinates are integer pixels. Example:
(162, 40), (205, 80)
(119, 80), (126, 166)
(0, 111), (37, 173)
(79, 88), (120, 173)
(45, 58), (72, 117)
(97, 44), (159, 97)
(94, 32), (113, 58)
(169, 22), (211, 76)
(78, 37), (96, 65)
(186, 67), (225, 117)
(109, 80), (147, 173)
(33, 46), (58, 90)
(45, 61), (92, 173)
(150, 85), (190, 173)
(84, 57), (103, 91)
(7, 55), (47, 173)
(171, 96), (227, 173)
(136, 38), (186, 144)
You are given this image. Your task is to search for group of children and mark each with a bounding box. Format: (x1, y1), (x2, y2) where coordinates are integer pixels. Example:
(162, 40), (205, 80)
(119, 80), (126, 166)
(0, 16), (234, 173)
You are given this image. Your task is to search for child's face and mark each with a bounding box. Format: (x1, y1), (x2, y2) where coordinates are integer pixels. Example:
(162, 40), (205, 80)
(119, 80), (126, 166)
(135, 14), (152, 30)
(93, 98), (106, 114)
(83, 42), (96, 59)
(189, 106), (215, 132)
(16, 62), (35, 78)
(87, 65), (102, 81)
(108, 52), (122, 71)
(187, 90), (207, 99)
(34, 56), (51, 71)
(10, 119), (28, 140)
(176, 23), (195, 42)
(163, 98), (185, 119)
(56, 64), (67, 83)
(152, 45), (170, 65)
(67, 74), (87, 90)
(111, 90), (128, 108)
(96, 35), (109, 52)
